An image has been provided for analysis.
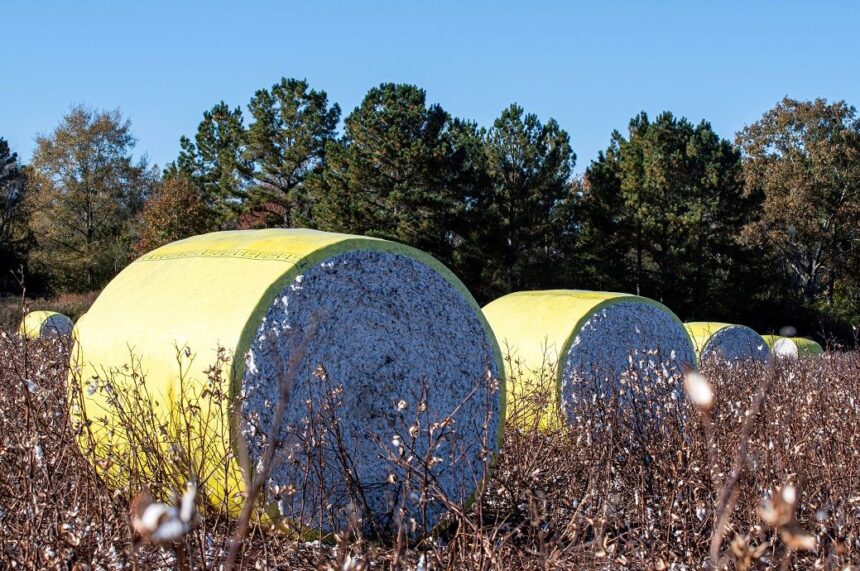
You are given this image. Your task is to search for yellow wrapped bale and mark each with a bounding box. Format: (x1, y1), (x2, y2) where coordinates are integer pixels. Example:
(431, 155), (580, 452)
(72, 229), (504, 535)
(769, 336), (824, 358)
(793, 337), (824, 355)
(684, 322), (769, 364)
(19, 310), (74, 339)
(483, 290), (695, 428)
(761, 334), (780, 348)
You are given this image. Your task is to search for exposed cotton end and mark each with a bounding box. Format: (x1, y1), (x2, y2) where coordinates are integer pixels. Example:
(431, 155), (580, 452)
(773, 337), (799, 360)
(699, 325), (769, 364)
(241, 250), (501, 535)
(18, 311), (74, 339)
(770, 336), (823, 359)
(560, 301), (696, 420)
(72, 229), (503, 539)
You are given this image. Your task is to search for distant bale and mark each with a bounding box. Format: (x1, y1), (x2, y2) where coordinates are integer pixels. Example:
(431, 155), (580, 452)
(483, 290), (695, 428)
(794, 337), (824, 355)
(72, 229), (504, 536)
(18, 310), (74, 339)
(769, 336), (824, 359)
(684, 322), (769, 365)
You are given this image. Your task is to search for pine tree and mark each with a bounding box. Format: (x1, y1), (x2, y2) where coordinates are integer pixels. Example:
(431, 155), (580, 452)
(243, 78), (340, 227)
(477, 104), (575, 297)
(312, 83), (477, 265)
(0, 138), (31, 292)
(580, 112), (754, 319)
(167, 102), (248, 228)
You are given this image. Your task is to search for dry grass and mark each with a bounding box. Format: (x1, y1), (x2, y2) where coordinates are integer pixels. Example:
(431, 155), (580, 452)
(1, 327), (859, 569)
(0, 291), (99, 332)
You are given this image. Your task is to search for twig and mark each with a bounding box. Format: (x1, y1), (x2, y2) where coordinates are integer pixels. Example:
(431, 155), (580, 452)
(224, 317), (319, 570)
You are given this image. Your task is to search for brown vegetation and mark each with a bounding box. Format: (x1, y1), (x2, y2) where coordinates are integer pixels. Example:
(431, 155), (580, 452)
(1, 329), (859, 569)
(0, 292), (98, 332)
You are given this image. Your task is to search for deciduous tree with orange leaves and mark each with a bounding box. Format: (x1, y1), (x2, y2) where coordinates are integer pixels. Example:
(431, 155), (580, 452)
(134, 174), (216, 255)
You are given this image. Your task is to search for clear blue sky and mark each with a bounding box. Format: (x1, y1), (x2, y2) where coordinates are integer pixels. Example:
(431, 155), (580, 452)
(3, 1), (859, 173)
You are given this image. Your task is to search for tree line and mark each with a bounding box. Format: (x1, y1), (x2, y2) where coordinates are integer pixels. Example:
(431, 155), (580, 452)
(1, 78), (859, 340)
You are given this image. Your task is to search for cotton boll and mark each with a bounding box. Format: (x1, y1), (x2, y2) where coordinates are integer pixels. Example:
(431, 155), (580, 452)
(683, 371), (714, 410)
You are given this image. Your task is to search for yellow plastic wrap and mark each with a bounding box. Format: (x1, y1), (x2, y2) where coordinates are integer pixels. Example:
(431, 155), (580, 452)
(684, 322), (733, 356)
(18, 310), (74, 339)
(71, 228), (504, 519)
(761, 334), (780, 348)
(684, 321), (767, 364)
(762, 335), (824, 357)
(792, 337), (824, 355)
(483, 290), (692, 428)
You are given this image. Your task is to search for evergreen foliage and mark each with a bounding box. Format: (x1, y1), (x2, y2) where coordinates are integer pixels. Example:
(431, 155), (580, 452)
(166, 102), (248, 228)
(0, 138), (32, 291)
(311, 83), (477, 268)
(476, 104), (576, 299)
(243, 78), (340, 227)
(5, 87), (859, 340)
(580, 112), (756, 320)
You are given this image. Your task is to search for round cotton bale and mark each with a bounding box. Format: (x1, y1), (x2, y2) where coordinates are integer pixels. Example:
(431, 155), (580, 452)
(793, 337), (824, 355)
(770, 336), (824, 359)
(483, 290), (696, 428)
(72, 229), (504, 536)
(18, 310), (74, 339)
(684, 322), (769, 364)
(771, 337), (799, 359)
